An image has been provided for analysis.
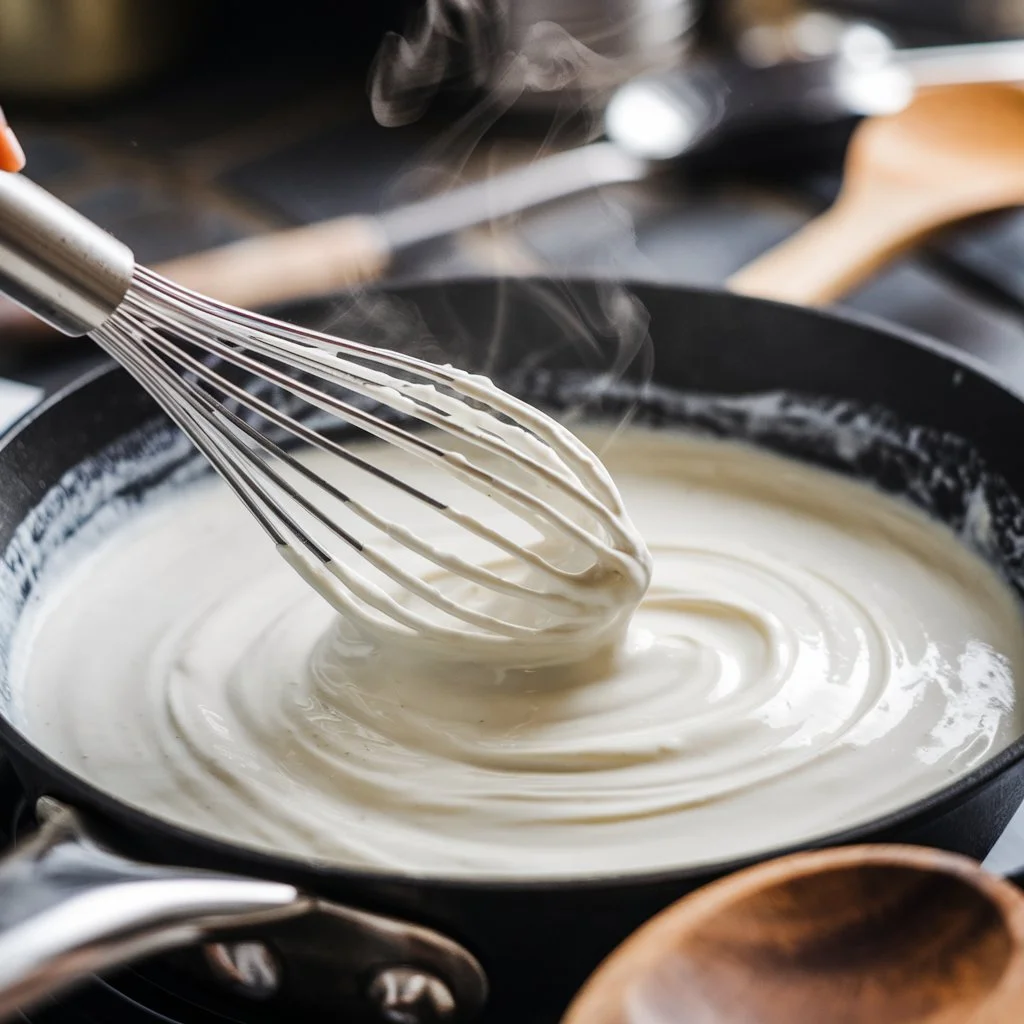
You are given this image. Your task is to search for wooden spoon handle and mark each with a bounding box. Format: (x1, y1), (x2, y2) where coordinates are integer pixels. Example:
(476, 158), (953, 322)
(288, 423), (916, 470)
(0, 213), (395, 341)
(727, 192), (930, 307)
(156, 214), (393, 309)
(0, 214), (393, 342)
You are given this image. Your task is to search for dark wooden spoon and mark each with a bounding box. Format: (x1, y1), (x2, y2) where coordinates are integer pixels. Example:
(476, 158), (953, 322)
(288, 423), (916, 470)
(562, 845), (1024, 1024)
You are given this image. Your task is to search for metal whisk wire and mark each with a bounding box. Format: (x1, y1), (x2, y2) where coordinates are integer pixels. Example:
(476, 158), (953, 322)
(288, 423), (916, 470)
(0, 172), (651, 658)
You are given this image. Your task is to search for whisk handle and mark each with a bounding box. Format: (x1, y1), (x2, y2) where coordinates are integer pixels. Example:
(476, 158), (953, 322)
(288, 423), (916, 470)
(0, 171), (134, 336)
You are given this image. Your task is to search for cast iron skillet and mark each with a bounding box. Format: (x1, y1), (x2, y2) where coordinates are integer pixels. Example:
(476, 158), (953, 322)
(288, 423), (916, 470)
(1, 277), (1024, 1024)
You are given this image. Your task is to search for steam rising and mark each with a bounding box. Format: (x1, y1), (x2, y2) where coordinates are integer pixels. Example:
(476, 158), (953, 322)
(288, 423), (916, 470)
(361, 0), (674, 444)
(370, 0), (690, 126)
(370, 0), (497, 129)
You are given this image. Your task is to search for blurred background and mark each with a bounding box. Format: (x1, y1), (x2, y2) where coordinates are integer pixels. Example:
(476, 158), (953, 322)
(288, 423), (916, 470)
(2, 0), (1024, 389)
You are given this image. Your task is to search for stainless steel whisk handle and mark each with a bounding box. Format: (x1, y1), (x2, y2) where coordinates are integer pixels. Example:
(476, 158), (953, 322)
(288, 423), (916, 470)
(0, 171), (134, 337)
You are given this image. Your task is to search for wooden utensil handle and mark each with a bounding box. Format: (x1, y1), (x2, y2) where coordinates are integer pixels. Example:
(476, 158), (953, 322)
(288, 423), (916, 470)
(157, 214), (392, 309)
(0, 213), (394, 341)
(727, 194), (930, 307)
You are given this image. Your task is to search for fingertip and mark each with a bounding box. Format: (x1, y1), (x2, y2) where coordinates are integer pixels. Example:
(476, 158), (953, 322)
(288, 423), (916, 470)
(0, 125), (25, 173)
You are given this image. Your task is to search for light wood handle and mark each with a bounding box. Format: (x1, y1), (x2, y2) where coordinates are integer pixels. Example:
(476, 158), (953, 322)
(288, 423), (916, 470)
(0, 213), (394, 341)
(156, 214), (392, 309)
(727, 191), (934, 307)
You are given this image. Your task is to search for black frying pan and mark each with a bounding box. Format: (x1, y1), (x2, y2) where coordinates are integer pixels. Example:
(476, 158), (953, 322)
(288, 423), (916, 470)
(1, 278), (1024, 1024)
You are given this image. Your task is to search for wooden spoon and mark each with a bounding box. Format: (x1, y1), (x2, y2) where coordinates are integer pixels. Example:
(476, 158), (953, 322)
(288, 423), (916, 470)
(562, 844), (1024, 1024)
(728, 84), (1024, 306)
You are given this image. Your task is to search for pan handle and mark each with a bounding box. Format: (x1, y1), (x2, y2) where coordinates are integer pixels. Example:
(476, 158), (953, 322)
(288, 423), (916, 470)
(0, 798), (488, 1022)
(0, 798), (308, 1021)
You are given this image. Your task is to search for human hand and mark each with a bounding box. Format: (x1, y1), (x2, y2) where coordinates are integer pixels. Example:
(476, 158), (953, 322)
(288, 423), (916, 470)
(0, 106), (25, 172)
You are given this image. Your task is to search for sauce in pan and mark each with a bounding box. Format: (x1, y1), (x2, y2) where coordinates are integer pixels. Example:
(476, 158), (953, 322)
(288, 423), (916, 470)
(14, 428), (1024, 878)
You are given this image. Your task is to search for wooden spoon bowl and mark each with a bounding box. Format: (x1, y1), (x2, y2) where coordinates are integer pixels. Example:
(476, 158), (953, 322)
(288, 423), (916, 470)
(563, 845), (1024, 1024)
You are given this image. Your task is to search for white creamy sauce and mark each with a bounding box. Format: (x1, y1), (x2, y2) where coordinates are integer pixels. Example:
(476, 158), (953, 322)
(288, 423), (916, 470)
(13, 428), (1024, 878)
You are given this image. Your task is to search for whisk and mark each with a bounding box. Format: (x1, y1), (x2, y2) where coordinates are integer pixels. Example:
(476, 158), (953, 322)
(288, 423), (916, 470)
(0, 171), (651, 666)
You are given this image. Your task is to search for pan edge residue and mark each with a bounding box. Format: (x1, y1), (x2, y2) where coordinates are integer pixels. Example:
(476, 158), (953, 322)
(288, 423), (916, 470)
(0, 421), (204, 722)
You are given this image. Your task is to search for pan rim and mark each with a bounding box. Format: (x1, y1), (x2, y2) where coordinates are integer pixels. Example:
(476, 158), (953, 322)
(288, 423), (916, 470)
(1, 277), (1023, 892)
